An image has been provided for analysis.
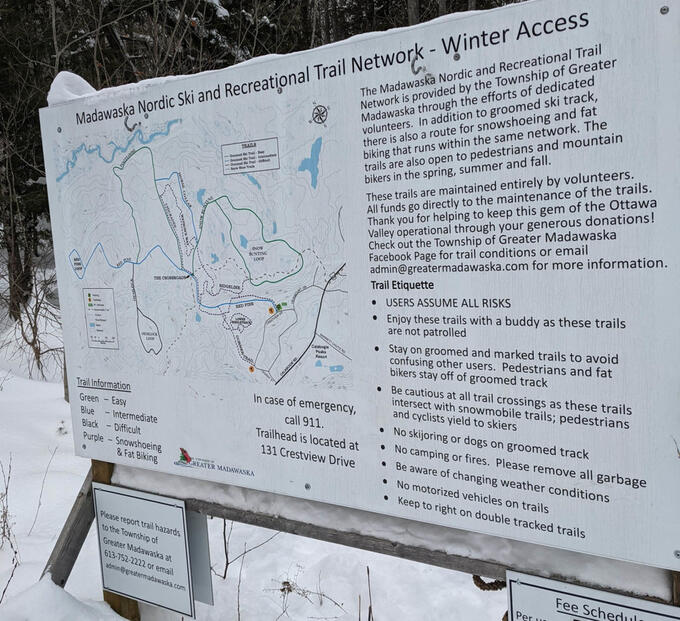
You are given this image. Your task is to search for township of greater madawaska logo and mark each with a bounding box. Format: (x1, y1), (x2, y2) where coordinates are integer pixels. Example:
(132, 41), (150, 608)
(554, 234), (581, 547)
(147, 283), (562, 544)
(173, 447), (255, 477)
(174, 447), (216, 470)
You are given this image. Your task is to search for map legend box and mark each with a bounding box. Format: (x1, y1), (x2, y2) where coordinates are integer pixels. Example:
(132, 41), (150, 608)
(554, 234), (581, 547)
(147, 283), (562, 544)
(221, 137), (280, 175)
(83, 288), (119, 349)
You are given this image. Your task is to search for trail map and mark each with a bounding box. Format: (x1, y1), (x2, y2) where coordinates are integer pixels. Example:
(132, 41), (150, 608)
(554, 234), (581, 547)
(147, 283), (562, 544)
(52, 101), (349, 387)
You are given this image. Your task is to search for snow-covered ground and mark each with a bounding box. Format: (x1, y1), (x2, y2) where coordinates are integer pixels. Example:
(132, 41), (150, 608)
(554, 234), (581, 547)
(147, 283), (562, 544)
(0, 371), (507, 619)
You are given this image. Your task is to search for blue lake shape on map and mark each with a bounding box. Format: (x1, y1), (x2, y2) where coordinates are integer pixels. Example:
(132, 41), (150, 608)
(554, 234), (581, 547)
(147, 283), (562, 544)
(240, 235), (248, 249)
(195, 313), (201, 322)
(298, 137), (322, 189)
(272, 221), (277, 235)
(197, 188), (206, 205)
(56, 119), (180, 182)
(330, 365), (344, 373)
(315, 360), (323, 367)
(211, 253), (219, 264)
(244, 174), (261, 189)
(221, 232), (226, 245)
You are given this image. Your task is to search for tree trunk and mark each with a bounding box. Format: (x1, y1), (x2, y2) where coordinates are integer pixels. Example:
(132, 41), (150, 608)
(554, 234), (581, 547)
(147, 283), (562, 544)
(309, 0), (318, 47)
(468, 0), (477, 10)
(407, 0), (420, 25)
(439, 0), (447, 16)
(2, 207), (33, 322)
(330, 0), (343, 43)
(321, 0), (330, 44)
(63, 355), (69, 403)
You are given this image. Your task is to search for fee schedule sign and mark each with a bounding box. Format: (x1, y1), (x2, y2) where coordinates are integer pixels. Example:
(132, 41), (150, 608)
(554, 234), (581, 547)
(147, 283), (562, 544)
(40, 0), (680, 569)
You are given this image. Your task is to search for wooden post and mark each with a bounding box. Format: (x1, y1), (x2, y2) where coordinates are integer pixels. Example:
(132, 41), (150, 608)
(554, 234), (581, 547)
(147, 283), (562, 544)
(407, 0), (419, 25)
(673, 572), (680, 606)
(42, 467), (94, 586)
(91, 460), (141, 621)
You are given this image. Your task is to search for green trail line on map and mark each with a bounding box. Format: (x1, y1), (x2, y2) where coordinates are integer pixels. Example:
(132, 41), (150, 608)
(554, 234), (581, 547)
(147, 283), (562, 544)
(194, 195), (304, 287)
(113, 158), (143, 264)
(113, 146), (183, 266)
(111, 146), (303, 289)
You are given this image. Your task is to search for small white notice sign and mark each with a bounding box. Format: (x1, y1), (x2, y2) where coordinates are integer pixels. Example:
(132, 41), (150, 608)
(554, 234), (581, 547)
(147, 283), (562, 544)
(507, 571), (680, 621)
(92, 483), (194, 617)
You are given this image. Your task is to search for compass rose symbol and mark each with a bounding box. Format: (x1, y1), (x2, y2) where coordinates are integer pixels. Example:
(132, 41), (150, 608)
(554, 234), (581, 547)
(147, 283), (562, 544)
(310, 103), (329, 126)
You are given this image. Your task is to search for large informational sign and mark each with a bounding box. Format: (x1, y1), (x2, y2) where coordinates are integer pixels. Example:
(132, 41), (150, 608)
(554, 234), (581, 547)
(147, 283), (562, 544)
(92, 484), (195, 617)
(40, 0), (680, 569)
(507, 572), (680, 621)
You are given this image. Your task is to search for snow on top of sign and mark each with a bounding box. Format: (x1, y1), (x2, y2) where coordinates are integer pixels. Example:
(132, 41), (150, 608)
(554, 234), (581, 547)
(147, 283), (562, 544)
(112, 466), (672, 602)
(46, 71), (97, 106)
(0, 578), (123, 621)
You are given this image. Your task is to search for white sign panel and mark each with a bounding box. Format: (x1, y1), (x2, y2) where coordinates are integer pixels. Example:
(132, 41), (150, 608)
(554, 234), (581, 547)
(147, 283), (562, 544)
(92, 483), (194, 617)
(41, 0), (680, 568)
(507, 572), (680, 621)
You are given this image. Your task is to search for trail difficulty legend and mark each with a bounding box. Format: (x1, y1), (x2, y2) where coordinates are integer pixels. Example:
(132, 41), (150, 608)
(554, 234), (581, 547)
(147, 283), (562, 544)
(41, 0), (680, 569)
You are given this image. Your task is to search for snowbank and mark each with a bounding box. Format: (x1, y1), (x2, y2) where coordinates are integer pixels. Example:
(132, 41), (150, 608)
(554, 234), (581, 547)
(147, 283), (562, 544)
(0, 578), (122, 620)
